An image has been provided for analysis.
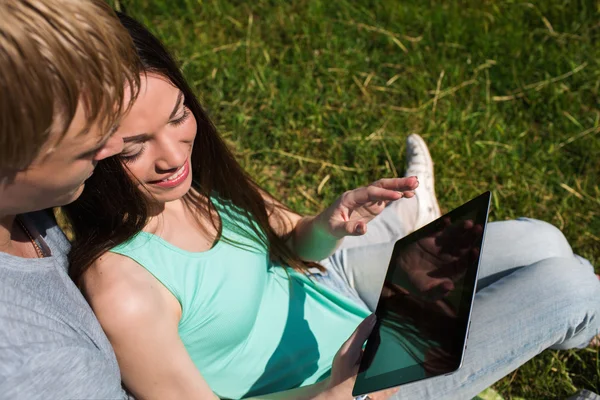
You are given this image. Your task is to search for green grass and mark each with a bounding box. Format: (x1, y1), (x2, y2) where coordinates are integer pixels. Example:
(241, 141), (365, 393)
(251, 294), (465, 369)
(113, 0), (599, 398)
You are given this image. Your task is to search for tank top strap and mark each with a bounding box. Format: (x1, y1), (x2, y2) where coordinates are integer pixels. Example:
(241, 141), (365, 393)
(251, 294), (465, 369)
(110, 232), (184, 305)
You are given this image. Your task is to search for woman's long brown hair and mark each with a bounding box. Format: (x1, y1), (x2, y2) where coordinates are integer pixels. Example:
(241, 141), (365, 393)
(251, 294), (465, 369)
(63, 12), (323, 286)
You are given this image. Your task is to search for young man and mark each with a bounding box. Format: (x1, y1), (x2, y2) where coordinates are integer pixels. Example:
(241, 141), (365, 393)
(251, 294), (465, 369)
(0, 1), (141, 398)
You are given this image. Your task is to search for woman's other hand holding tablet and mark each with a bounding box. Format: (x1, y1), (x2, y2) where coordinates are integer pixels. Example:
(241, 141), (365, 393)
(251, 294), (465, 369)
(316, 314), (400, 400)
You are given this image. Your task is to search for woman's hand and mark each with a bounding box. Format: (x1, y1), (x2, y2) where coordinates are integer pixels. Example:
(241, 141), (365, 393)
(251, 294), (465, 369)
(318, 177), (418, 239)
(320, 314), (400, 400)
(287, 177), (417, 263)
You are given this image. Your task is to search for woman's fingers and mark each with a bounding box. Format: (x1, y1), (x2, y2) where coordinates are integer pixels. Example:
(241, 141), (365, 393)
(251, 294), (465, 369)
(373, 176), (419, 192)
(347, 221), (368, 236)
(345, 177), (418, 205)
(347, 186), (401, 206)
(342, 314), (376, 355)
(330, 314), (377, 386)
(327, 219), (368, 238)
(345, 185), (406, 206)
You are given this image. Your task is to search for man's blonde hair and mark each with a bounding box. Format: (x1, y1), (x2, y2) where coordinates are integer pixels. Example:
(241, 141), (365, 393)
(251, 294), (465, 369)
(0, 0), (141, 170)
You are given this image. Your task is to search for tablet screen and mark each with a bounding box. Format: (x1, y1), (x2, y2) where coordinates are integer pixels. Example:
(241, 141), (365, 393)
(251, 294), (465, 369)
(353, 191), (490, 396)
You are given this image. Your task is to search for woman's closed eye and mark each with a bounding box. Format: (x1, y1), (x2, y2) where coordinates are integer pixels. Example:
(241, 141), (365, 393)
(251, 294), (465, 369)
(120, 106), (190, 163)
(170, 106), (190, 127)
(120, 143), (146, 163)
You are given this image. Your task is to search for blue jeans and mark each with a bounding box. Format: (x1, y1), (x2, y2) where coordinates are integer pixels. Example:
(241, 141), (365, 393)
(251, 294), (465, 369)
(317, 202), (600, 400)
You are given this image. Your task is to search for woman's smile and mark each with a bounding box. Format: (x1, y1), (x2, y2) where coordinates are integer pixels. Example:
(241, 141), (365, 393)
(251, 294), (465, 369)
(149, 159), (190, 189)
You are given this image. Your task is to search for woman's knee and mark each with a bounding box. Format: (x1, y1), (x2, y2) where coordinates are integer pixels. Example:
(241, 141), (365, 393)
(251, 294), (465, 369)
(513, 217), (573, 259)
(535, 258), (600, 349)
(528, 258), (599, 326)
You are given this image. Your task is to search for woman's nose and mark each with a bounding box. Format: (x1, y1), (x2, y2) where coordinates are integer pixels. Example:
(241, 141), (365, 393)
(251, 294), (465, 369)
(155, 139), (187, 171)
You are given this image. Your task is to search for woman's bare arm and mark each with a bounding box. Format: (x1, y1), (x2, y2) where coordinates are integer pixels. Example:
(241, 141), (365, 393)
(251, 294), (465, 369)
(258, 190), (343, 262)
(83, 253), (218, 400)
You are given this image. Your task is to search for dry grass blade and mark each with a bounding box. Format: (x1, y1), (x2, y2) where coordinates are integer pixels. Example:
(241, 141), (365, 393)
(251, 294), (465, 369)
(381, 141), (398, 178)
(352, 75), (371, 99)
(541, 16), (556, 36)
(212, 41), (244, 53)
(342, 20), (417, 53)
(386, 74), (401, 86)
(425, 79), (477, 96)
(474, 140), (513, 149)
(584, 232), (600, 243)
(246, 13), (253, 65)
(523, 63), (587, 90)
(298, 187), (320, 207)
(553, 125), (600, 152)
(317, 174), (331, 195)
(388, 105), (422, 113)
(432, 70), (445, 116)
(559, 183), (584, 200)
(387, 77), (478, 114)
(493, 63), (588, 102)
(270, 150), (361, 172)
(363, 72), (375, 88)
(474, 59), (497, 74)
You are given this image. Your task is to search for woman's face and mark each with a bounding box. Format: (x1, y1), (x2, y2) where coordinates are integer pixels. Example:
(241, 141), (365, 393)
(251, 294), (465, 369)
(114, 73), (197, 204)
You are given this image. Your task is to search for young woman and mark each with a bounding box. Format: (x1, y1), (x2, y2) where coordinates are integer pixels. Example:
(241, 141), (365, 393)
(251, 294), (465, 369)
(63, 13), (600, 400)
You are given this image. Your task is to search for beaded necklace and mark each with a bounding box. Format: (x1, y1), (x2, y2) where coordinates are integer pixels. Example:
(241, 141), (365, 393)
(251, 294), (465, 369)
(16, 217), (44, 258)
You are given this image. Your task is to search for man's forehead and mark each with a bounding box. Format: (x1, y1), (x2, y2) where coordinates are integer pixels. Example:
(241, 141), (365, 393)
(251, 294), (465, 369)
(72, 83), (136, 141)
(43, 110), (118, 158)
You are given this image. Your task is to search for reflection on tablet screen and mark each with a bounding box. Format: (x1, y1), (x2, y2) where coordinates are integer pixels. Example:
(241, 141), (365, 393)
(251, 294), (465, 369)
(355, 192), (490, 395)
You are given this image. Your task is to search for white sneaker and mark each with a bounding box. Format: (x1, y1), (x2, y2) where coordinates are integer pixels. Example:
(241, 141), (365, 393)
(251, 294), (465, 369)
(405, 134), (441, 230)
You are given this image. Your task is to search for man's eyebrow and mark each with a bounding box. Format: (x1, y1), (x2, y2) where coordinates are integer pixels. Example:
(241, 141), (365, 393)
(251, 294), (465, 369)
(168, 91), (184, 120)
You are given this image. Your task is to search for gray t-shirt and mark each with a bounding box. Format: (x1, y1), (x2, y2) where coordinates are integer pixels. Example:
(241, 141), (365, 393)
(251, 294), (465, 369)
(0, 211), (128, 399)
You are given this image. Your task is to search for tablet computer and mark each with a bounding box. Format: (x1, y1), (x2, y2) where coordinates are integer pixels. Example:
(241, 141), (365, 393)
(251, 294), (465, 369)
(353, 191), (491, 396)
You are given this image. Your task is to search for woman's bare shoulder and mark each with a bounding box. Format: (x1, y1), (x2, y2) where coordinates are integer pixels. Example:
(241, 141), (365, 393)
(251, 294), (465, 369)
(83, 252), (175, 332)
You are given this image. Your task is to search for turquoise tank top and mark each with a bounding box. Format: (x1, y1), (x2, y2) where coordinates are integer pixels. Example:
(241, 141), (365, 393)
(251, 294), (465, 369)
(110, 198), (369, 399)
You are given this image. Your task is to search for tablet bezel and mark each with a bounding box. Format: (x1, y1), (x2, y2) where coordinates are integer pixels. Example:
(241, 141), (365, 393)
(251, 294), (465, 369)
(352, 191), (491, 396)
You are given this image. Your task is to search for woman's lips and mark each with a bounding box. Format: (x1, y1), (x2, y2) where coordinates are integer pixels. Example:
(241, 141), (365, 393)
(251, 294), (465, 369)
(150, 161), (190, 189)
